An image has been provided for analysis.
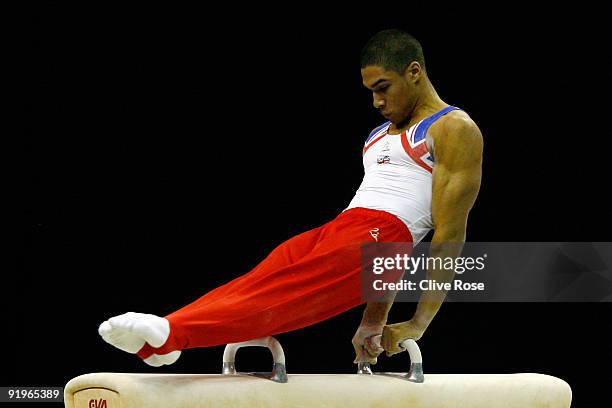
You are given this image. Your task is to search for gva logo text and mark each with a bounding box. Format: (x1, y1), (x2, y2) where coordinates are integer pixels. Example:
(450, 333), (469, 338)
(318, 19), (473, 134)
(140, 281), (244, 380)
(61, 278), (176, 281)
(89, 399), (108, 408)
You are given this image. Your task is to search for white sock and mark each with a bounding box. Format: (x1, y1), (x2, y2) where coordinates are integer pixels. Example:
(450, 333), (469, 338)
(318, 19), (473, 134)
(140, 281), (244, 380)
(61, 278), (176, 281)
(98, 312), (171, 353)
(143, 350), (182, 367)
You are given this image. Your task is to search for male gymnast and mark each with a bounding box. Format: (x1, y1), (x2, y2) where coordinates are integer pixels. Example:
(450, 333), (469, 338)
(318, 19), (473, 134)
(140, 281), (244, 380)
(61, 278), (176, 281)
(98, 29), (483, 367)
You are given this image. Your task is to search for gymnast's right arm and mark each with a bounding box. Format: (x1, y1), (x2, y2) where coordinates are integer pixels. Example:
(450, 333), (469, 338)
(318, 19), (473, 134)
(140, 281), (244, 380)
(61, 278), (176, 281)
(352, 288), (401, 364)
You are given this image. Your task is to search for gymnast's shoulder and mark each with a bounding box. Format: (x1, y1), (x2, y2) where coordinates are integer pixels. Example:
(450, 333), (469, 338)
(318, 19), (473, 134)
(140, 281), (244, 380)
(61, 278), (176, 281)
(430, 109), (483, 154)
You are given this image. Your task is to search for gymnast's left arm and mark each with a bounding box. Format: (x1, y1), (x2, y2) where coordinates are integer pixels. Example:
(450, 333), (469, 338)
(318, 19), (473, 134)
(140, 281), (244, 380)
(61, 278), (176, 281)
(381, 114), (483, 355)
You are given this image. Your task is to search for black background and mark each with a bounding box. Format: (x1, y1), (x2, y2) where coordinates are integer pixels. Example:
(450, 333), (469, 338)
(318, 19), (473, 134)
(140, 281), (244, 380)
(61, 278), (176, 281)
(15, 2), (610, 407)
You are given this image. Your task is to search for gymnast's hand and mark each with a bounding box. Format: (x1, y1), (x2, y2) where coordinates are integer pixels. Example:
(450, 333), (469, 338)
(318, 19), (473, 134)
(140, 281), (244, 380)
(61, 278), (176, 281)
(381, 320), (425, 356)
(352, 323), (385, 364)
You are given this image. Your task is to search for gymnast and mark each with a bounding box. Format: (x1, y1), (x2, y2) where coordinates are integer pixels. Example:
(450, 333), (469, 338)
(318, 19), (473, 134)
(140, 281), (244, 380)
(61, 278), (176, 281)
(98, 29), (483, 367)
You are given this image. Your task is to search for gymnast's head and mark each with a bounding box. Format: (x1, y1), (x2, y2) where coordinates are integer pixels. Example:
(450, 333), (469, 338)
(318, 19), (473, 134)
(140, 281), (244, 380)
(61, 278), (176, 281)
(360, 29), (428, 125)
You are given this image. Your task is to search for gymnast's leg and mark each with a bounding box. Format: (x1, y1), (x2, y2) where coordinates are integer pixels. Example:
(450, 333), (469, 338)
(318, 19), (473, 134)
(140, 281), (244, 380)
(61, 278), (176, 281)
(98, 209), (412, 366)
(98, 223), (327, 366)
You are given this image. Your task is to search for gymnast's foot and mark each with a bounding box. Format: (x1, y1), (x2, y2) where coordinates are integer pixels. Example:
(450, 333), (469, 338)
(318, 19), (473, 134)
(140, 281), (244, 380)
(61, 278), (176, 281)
(98, 312), (181, 366)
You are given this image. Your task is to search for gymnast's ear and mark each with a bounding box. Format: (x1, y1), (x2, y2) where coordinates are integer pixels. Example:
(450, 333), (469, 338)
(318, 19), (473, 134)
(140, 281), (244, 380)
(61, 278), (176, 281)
(403, 61), (423, 83)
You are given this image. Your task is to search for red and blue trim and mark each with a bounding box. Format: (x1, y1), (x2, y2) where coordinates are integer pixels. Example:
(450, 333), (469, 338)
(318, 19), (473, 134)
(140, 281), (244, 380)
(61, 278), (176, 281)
(363, 121), (391, 155)
(401, 106), (461, 173)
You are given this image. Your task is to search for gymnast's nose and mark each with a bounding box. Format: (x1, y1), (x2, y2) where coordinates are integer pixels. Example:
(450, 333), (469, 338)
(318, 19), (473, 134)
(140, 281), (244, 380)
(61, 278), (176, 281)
(373, 93), (385, 110)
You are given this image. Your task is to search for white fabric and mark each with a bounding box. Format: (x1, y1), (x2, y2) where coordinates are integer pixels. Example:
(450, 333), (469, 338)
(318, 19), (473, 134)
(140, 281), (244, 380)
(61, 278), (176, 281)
(346, 122), (433, 244)
(98, 312), (170, 353)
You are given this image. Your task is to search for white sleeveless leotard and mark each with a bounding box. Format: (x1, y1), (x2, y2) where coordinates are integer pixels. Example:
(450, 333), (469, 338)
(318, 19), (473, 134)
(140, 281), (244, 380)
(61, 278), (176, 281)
(345, 106), (461, 244)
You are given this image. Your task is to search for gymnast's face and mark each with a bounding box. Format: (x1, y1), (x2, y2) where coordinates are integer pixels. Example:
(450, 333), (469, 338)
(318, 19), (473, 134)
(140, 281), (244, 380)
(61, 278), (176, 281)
(361, 63), (421, 126)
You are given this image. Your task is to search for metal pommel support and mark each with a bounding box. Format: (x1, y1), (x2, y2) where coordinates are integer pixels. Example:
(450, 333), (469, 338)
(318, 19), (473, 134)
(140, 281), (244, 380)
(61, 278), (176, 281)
(222, 336), (288, 383)
(357, 336), (425, 383)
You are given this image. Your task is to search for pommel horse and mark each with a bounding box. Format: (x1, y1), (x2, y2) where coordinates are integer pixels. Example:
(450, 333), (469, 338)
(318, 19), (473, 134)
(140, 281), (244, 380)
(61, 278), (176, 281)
(64, 336), (571, 407)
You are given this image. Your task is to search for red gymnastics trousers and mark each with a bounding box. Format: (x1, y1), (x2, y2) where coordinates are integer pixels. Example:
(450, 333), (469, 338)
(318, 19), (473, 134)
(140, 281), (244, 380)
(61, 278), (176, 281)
(137, 207), (413, 360)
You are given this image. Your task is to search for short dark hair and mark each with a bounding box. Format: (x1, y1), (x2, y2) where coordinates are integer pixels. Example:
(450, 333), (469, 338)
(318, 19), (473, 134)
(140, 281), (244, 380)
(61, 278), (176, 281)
(360, 29), (426, 74)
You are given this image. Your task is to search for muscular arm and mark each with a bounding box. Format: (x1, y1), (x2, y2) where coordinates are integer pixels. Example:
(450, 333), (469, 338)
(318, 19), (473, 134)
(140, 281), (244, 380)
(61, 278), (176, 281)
(381, 114), (483, 354)
(413, 115), (483, 323)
